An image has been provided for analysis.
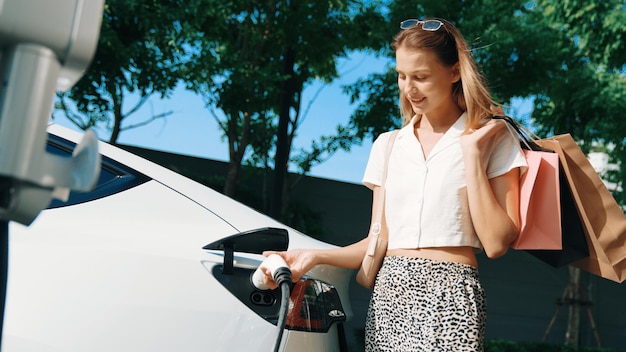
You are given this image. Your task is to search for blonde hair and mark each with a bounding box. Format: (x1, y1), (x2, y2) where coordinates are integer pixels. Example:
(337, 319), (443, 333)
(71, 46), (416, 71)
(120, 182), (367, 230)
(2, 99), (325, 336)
(392, 18), (495, 130)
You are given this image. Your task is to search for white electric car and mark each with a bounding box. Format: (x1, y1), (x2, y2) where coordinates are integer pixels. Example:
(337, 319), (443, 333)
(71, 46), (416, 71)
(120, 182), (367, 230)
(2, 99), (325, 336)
(3, 124), (352, 352)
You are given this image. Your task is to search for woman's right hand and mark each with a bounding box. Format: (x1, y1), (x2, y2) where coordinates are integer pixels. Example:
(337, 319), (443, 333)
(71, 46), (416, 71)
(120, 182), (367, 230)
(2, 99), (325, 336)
(259, 237), (370, 289)
(258, 249), (320, 290)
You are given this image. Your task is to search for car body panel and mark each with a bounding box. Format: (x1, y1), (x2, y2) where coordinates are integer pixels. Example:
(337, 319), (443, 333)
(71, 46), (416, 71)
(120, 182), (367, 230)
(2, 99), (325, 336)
(2, 124), (353, 351)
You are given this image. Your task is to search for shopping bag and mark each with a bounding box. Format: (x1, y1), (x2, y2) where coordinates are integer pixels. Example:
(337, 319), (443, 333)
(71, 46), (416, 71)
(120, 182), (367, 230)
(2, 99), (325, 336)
(525, 163), (590, 267)
(493, 115), (588, 263)
(510, 148), (562, 250)
(495, 115), (562, 250)
(538, 134), (626, 283)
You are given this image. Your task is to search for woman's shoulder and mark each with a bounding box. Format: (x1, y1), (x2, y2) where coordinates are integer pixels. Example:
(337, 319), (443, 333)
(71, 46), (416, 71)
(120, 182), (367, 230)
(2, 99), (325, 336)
(374, 129), (401, 146)
(367, 129), (400, 162)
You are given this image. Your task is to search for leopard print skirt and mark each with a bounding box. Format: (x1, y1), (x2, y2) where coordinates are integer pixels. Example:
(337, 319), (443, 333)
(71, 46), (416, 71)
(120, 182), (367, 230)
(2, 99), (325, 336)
(364, 256), (486, 351)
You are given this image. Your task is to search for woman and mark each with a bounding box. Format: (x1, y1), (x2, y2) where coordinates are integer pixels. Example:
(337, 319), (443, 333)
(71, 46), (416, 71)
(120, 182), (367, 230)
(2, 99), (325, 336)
(261, 18), (526, 351)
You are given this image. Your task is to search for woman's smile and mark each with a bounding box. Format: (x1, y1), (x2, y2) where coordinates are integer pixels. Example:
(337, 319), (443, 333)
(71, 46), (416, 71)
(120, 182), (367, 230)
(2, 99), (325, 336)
(408, 95), (426, 105)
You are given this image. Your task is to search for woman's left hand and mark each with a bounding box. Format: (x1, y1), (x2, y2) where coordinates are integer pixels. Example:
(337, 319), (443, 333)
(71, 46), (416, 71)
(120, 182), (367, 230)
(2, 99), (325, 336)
(460, 119), (507, 160)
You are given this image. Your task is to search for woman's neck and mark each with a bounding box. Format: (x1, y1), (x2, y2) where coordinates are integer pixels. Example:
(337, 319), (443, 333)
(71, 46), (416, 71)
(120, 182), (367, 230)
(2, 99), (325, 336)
(418, 106), (464, 133)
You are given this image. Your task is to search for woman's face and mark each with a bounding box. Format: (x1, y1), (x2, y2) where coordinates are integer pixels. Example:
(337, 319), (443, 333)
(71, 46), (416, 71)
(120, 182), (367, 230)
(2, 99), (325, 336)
(396, 46), (460, 117)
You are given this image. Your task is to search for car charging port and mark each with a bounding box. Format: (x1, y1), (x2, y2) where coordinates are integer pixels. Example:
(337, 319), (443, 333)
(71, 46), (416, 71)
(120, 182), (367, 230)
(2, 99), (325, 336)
(251, 254), (293, 352)
(211, 264), (346, 333)
(205, 230), (346, 348)
(250, 291), (275, 307)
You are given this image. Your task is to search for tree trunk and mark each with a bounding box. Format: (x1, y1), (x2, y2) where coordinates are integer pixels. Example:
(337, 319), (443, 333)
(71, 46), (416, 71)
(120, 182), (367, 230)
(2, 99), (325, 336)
(223, 111), (250, 198)
(223, 160), (241, 197)
(565, 266), (581, 346)
(109, 93), (123, 145)
(270, 47), (295, 219)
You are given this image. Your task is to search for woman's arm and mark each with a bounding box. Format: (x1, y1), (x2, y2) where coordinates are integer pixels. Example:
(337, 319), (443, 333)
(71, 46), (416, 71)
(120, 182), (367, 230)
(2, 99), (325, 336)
(260, 185), (383, 287)
(462, 120), (521, 258)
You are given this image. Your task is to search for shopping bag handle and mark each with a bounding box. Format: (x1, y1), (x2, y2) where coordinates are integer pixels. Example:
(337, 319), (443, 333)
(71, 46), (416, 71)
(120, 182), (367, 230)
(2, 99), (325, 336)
(492, 115), (553, 153)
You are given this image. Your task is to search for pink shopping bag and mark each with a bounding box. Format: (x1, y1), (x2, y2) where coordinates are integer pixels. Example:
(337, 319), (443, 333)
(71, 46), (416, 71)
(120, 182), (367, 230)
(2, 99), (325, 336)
(511, 149), (562, 250)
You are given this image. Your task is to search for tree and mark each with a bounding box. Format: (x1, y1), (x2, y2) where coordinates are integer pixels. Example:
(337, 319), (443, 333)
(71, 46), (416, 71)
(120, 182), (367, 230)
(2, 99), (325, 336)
(185, 0), (385, 220)
(340, 1), (557, 143)
(343, 0), (625, 207)
(528, 0), (626, 205)
(184, 1), (284, 198)
(54, 0), (201, 144)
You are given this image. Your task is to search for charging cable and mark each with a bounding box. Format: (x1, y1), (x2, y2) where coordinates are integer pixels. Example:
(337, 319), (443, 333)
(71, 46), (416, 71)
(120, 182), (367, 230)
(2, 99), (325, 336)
(251, 254), (292, 352)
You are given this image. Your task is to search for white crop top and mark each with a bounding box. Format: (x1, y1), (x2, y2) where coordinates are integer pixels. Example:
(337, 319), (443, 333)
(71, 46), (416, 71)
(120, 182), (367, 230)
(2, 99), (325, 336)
(362, 113), (527, 250)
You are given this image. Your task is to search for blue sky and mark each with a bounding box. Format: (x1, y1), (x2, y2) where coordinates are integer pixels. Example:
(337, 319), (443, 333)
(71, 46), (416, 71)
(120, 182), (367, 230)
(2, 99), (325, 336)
(52, 51), (532, 185)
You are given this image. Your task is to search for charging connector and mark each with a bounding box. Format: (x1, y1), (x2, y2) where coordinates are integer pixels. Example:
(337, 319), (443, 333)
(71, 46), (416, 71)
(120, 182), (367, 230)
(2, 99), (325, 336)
(251, 254), (292, 290)
(251, 254), (293, 352)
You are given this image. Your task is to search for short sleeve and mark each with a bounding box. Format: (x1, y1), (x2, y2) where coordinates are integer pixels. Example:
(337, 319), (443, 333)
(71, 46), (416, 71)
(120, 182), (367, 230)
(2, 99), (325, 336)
(362, 131), (394, 190)
(486, 128), (528, 179)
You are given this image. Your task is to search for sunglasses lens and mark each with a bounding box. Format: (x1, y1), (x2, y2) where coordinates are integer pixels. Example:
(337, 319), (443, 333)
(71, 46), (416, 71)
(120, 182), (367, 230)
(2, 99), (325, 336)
(400, 19), (420, 29)
(400, 19), (443, 31)
(422, 20), (443, 31)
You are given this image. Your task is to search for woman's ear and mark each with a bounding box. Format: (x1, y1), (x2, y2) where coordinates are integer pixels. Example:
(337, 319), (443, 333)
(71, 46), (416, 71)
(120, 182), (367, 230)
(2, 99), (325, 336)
(451, 63), (461, 83)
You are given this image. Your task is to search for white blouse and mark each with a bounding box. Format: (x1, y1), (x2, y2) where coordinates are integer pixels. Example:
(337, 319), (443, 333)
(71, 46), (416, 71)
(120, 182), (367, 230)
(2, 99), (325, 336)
(362, 113), (527, 250)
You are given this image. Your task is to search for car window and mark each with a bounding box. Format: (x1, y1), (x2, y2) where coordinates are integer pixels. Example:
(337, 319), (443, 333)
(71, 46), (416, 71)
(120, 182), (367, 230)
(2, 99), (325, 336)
(46, 133), (150, 209)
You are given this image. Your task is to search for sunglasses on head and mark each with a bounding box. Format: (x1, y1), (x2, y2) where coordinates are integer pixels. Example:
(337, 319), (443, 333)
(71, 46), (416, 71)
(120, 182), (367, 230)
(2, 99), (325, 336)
(400, 19), (444, 31)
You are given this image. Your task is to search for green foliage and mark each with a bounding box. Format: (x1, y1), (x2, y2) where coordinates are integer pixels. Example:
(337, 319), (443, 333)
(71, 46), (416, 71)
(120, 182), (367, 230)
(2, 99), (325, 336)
(57, 0), (626, 210)
(347, 334), (622, 352)
(341, 69), (402, 141)
(293, 124), (364, 174)
(527, 0), (626, 205)
(183, 0), (387, 215)
(54, 0), (203, 143)
(345, 0), (626, 208)
(343, 0), (557, 138)
(186, 0), (384, 148)
(485, 339), (622, 352)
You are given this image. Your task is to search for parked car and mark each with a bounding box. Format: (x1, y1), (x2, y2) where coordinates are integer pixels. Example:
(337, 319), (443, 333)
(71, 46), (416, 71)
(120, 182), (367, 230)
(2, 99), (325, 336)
(3, 124), (352, 352)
